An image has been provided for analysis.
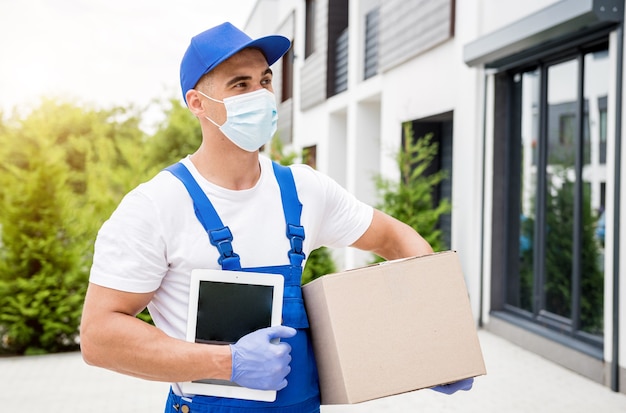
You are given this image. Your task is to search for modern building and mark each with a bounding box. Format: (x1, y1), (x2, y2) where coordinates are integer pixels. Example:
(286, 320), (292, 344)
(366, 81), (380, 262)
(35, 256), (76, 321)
(245, 0), (626, 394)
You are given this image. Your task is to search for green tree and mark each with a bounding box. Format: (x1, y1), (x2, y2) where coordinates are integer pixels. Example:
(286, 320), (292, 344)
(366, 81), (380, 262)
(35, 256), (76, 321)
(0, 99), (148, 354)
(543, 169), (603, 333)
(517, 168), (603, 334)
(0, 103), (90, 354)
(144, 98), (202, 172)
(374, 123), (451, 256)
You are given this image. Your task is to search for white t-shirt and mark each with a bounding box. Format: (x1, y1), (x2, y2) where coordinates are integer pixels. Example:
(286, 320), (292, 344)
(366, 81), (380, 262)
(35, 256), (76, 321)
(90, 155), (373, 340)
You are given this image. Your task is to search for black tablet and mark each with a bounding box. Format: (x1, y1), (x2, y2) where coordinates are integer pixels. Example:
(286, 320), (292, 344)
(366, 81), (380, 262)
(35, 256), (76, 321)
(182, 269), (284, 401)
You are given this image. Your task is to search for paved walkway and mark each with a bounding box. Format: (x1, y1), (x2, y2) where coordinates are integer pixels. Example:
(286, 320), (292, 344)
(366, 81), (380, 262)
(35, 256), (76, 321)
(1, 330), (626, 412)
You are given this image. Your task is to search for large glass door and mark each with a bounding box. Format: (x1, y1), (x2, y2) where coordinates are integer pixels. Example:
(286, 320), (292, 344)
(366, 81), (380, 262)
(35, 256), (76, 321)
(507, 43), (608, 347)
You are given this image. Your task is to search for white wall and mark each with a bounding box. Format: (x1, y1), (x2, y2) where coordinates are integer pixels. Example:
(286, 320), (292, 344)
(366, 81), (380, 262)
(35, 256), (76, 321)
(476, 0), (562, 35)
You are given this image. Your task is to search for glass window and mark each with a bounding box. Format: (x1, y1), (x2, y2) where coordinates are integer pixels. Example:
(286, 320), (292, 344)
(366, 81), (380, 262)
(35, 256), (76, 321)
(505, 43), (608, 346)
(544, 59), (578, 321)
(516, 69), (539, 313)
(581, 49), (608, 335)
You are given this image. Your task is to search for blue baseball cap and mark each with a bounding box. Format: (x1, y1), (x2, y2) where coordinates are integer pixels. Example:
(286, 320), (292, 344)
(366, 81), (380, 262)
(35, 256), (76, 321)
(180, 22), (291, 103)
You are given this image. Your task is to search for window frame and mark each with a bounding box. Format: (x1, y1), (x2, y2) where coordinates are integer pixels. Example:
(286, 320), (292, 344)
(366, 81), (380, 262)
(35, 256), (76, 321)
(491, 30), (612, 356)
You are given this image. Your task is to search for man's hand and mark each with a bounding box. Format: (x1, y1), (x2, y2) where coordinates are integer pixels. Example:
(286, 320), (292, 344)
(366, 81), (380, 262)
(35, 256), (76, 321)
(230, 326), (297, 390)
(431, 378), (474, 395)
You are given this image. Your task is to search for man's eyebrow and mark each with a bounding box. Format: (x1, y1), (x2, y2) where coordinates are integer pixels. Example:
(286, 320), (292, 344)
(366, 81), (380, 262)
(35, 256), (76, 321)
(225, 75), (252, 87)
(224, 69), (273, 87)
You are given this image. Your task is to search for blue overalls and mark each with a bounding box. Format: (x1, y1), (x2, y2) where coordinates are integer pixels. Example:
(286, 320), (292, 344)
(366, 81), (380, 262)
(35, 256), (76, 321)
(163, 162), (321, 413)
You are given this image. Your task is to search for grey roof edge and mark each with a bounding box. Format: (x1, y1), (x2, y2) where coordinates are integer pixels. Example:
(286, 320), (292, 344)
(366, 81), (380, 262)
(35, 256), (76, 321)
(463, 0), (623, 67)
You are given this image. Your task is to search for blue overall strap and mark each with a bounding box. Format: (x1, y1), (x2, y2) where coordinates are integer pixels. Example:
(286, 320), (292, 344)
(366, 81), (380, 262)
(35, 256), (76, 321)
(164, 163), (242, 270)
(271, 162), (306, 267)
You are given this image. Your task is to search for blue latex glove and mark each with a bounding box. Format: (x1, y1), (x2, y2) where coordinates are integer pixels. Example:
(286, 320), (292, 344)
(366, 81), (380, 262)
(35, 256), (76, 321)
(431, 378), (474, 395)
(230, 326), (297, 391)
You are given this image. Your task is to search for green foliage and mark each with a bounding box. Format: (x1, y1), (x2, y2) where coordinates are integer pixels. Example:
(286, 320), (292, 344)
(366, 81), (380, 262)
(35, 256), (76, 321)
(136, 308), (154, 324)
(0, 99), (149, 354)
(268, 135), (299, 166)
(144, 98), (202, 172)
(518, 168), (603, 334)
(374, 123), (451, 255)
(302, 247), (337, 285)
(0, 271), (85, 355)
(0, 126), (83, 354)
(543, 171), (603, 333)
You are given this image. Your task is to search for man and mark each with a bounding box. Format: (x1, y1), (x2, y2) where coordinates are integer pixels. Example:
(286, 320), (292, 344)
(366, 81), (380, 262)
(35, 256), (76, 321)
(80, 22), (472, 413)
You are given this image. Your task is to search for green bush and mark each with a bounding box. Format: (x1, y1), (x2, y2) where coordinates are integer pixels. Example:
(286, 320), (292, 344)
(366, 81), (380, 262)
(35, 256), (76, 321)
(302, 247), (337, 285)
(0, 100), (147, 354)
(521, 168), (604, 334)
(374, 123), (451, 257)
(0, 114), (86, 354)
(144, 98), (202, 173)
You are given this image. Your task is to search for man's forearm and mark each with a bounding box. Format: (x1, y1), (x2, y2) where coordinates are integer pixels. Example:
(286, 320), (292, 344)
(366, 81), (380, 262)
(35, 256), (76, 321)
(353, 209), (434, 260)
(80, 311), (232, 383)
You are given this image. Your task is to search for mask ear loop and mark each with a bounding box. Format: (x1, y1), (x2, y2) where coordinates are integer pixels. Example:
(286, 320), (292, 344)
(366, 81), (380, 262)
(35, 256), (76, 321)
(196, 90), (223, 104)
(196, 90), (224, 128)
(205, 116), (222, 128)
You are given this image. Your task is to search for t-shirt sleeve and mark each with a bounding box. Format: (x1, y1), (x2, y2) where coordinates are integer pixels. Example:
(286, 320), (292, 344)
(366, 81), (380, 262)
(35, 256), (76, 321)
(294, 165), (374, 250)
(89, 188), (168, 293)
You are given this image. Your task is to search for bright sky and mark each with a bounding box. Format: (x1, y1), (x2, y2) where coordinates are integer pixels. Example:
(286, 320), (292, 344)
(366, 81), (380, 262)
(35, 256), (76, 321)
(0, 0), (256, 119)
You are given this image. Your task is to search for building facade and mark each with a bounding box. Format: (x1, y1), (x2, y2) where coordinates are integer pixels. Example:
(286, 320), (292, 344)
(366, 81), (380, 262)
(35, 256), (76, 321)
(245, 0), (626, 393)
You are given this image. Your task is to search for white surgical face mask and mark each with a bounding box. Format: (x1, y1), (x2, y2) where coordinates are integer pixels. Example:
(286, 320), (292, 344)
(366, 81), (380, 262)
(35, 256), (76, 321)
(198, 88), (278, 152)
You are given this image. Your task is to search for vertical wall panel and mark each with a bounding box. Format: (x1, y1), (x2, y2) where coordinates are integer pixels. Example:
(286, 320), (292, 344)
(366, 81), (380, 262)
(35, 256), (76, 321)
(364, 7), (380, 80)
(379, 0), (453, 72)
(300, 0), (329, 110)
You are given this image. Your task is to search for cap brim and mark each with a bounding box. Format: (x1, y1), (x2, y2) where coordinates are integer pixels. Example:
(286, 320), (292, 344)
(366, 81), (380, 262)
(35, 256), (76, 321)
(206, 35), (291, 78)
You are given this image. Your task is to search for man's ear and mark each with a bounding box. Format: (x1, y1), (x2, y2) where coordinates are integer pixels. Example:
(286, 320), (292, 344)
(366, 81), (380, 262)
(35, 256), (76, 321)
(185, 89), (205, 117)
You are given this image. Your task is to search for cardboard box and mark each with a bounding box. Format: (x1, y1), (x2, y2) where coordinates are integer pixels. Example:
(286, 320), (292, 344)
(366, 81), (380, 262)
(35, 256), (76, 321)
(302, 251), (486, 405)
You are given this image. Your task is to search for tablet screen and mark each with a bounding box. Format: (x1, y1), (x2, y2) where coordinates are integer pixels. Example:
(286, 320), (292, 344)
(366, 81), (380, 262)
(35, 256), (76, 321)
(183, 269), (283, 401)
(196, 281), (274, 345)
